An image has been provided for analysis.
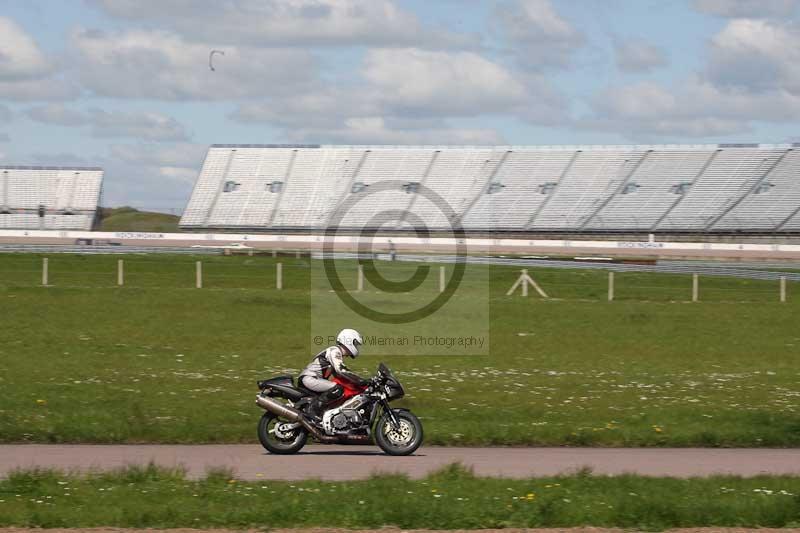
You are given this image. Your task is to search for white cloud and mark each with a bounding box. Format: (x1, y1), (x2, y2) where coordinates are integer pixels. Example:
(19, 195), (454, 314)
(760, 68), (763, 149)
(89, 110), (189, 141)
(28, 152), (94, 167)
(235, 48), (561, 125)
(363, 48), (530, 115)
(70, 28), (317, 100)
(614, 39), (668, 73)
(286, 116), (506, 145)
(26, 104), (87, 126)
(0, 133), (9, 143)
(234, 94), (508, 145)
(694, 0), (799, 18)
(232, 47), (566, 143)
(0, 17), (52, 81)
(493, 0), (584, 68)
(26, 105), (190, 141)
(0, 17), (77, 101)
(233, 87), (378, 129)
(103, 143), (207, 206)
(586, 78), (800, 139)
(157, 166), (198, 184)
(585, 14), (800, 140)
(87, 0), (470, 49)
(0, 78), (79, 101)
(109, 142), (207, 169)
(707, 19), (800, 94)
(0, 104), (11, 121)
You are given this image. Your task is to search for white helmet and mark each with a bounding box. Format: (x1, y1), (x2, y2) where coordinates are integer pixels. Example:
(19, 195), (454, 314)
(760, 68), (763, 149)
(336, 328), (363, 358)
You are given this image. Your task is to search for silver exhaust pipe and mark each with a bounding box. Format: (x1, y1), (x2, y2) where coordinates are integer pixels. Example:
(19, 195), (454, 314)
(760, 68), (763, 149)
(255, 395), (333, 442)
(256, 395), (303, 421)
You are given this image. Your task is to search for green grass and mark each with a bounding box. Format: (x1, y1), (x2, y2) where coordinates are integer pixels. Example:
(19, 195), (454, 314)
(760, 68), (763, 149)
(97, 207), (180, 232)
(1, 464), (800, 530)
(1, 253), (799, 446)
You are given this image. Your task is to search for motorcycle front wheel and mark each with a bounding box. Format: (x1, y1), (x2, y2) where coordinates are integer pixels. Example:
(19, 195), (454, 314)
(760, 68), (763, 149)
(257, 413), (308, 454)
(375, 410), (423, 456)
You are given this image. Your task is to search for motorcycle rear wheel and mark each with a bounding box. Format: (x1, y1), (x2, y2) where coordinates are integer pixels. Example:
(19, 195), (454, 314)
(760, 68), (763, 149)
(375, 410), (423, 456)
(258, 413), (308, 454)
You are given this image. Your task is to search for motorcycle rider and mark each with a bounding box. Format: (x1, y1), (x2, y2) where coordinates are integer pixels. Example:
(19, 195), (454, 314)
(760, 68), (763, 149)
(299, 328), (368, 420)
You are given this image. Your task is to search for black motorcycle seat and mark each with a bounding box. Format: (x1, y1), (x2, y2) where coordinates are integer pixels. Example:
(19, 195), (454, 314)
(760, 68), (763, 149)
(269, 383), (313, 401)
(257, 375), (315, 400)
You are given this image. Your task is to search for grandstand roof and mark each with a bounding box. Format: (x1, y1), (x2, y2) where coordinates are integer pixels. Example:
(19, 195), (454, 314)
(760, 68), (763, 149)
(209, 143), (800, 150)
(0, 165), (104, 171)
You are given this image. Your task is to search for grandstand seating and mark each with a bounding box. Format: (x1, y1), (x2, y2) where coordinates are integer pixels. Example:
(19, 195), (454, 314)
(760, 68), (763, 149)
(533, 149), (649, 229)
(0, 166), (103, 230)
(180, 144), (800, 233)
(714, 149), (800, 231)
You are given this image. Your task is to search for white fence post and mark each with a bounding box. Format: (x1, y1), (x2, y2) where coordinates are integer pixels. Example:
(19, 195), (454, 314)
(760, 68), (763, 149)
(276, 262), (283, 290)
(439, 265), (445, 293)
(196, 261), (202, 289)
(42, 258), (48, 286)
(608, 271), (615, 301)
(780, 276), (787, 303)
(357, 264), (364, 291)
(692, 274), (699, 302)
(117, 259), (124, 286)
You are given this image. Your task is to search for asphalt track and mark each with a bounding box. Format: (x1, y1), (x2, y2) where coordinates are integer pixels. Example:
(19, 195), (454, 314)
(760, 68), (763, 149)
(2, 445), (800, 480)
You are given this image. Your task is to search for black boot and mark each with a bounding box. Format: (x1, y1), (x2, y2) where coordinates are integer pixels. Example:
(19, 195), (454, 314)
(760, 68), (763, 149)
(309, 385), (344, 421)
(308, 397), (325, 421)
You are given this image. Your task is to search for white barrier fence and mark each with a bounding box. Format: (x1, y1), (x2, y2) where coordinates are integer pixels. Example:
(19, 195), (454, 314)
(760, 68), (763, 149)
(9, 252), (795, 302)
(2, 229), (800, 254)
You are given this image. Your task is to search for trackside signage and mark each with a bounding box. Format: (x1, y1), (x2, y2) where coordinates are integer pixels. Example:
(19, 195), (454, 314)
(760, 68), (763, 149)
(114, 232), (166, 239)
(618, 242), (666, 249)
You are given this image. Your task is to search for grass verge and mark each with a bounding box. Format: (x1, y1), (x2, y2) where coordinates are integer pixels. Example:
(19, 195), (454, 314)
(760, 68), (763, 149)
(1, 464), (800, 531)
(1, 253), (799, 446)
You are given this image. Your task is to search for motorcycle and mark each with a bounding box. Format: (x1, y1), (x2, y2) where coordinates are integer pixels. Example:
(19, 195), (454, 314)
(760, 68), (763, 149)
(255, 362), (423, 456)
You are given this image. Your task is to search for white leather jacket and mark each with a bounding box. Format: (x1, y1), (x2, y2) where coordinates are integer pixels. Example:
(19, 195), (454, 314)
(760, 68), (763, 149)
(299, 345), (363, 384)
